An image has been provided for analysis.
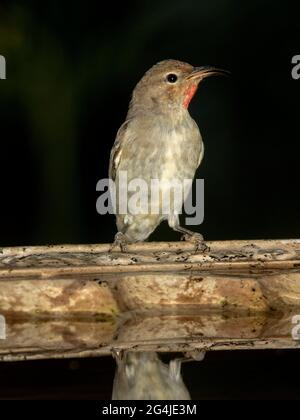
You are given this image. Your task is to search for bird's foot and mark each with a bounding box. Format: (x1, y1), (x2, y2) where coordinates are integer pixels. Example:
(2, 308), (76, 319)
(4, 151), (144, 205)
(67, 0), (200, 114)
(111, 348), (124, 365)
(183, 350), (206, 362)
(109, 232), (129, 253)
(171, 350), (206, 369)
(180, 232), (208, 253)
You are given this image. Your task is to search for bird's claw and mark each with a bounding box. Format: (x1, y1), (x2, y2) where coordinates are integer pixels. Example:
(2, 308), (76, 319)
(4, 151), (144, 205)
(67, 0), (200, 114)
(111, 348), (124, 367)
(109, 232), (129, 253)
(181, 232), (209, 253)
(183, 350), (206, 362)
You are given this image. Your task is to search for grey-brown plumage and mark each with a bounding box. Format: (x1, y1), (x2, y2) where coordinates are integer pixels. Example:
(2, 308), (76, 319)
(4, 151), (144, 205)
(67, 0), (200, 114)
(112, 352), (191, 400)
(109, 59), (225, 246)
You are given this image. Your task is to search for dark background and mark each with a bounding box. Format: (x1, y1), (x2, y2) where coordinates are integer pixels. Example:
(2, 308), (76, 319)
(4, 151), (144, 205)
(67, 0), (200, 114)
(0, 0), (299, 400)
(1, 351), (300, 400)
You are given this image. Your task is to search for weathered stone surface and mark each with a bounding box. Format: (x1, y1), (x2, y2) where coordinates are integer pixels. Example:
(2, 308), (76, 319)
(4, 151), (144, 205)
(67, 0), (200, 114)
(0, 277), (118, 317)
(0, 310), (299, 361)
(113, 270), (300, 312)
(0, 318), (115, 352)
(0, 240), (299, 277)
(0, 240), (299, 361)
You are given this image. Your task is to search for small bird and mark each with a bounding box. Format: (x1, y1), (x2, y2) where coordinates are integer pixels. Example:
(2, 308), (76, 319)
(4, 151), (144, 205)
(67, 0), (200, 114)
(109, 59), (227, 249)
(112, 351), (191, 400)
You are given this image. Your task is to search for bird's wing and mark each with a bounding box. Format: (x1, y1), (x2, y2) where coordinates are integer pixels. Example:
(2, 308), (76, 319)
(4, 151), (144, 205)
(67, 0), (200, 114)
(197, 142), (204, 168)
(109, 119), (133, 181)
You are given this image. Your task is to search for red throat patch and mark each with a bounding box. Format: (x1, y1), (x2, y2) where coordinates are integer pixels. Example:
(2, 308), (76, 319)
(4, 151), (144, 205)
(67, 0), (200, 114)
(183, 84), (198, 108)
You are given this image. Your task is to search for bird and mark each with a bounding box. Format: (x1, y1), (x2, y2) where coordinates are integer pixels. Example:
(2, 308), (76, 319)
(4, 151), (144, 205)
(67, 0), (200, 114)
(109, 59), (227, 250)
(112, 351), (191, 400)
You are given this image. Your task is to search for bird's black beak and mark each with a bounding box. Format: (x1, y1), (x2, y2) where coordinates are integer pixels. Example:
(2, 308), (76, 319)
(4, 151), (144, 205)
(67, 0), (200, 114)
(186, 66), (230, 81)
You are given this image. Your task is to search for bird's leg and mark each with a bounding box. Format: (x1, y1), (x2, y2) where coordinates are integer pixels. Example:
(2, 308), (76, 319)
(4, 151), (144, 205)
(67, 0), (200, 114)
(169, 216), (208, 252)
(170, 350), (206, 372)
(179, 227), (208, 252)
(168, 358), (182, 381)
(183, 350), (206, 362)
(169, 351), (206, 380)
(175, 225), (204, 242)
(109, 232), (129, 253)
(111, 348), (124, 366)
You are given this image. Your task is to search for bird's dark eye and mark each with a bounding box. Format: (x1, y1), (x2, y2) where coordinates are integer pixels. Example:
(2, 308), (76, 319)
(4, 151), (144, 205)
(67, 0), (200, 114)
(166, 73), (178, 83)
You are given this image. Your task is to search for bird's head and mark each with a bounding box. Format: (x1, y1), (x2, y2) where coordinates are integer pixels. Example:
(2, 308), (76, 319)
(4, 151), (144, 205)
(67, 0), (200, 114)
(130, 59), (228, 115)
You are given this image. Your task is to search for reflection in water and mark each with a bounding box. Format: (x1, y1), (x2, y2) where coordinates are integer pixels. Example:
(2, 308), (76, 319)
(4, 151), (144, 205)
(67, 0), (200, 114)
(112, 352), (191, 400)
